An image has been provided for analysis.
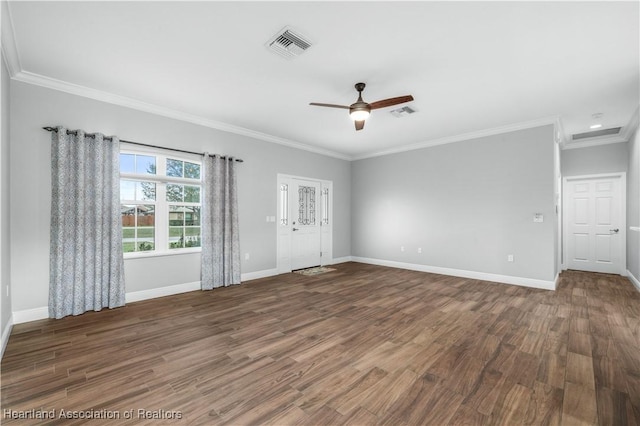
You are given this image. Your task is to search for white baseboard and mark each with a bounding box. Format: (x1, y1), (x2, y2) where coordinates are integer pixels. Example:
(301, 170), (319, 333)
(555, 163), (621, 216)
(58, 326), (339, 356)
(241, 268), (279, 281)
(329, 256), (353, 265)
(125, 281), (201, 303)
(628, 270), (640, 292)
(11, 282), (204, 324)
(1, 315), (13, 359)
(13, 306), (49, 324)
(12, 268), (281, 325)
(351, 257), (557, 291)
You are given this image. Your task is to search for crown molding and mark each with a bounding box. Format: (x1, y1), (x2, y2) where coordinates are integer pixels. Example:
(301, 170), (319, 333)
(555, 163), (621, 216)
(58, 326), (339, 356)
(352, 116), (559, 161)
(10, 63), (636, 161)
(11, 70), (353, 161)
(1, 1), (21, 77)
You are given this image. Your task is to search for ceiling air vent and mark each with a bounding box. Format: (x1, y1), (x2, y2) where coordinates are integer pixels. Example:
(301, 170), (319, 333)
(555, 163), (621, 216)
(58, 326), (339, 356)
(390, 106), (417, 117)
(266, 26), (312, 60)
(572, 127), (622, 140)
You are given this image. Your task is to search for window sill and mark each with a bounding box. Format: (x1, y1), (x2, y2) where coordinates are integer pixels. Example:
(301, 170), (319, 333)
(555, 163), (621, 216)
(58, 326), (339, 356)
(124, 248), (202, 260)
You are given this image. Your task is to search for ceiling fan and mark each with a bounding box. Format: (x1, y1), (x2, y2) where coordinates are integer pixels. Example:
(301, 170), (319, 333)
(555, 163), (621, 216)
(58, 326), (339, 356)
(310, 82), (414, 131)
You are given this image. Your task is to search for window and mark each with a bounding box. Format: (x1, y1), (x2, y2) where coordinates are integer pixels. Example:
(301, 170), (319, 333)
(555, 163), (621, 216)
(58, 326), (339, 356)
(120, 151), (202, 256)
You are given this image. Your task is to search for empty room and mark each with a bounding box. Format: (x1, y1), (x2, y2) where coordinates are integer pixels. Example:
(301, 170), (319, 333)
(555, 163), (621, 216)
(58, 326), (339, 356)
(1, 1), (639, 424)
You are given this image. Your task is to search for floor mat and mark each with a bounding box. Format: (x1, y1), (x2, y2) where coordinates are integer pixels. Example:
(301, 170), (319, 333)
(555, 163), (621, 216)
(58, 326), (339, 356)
(293, 266), (337, 276)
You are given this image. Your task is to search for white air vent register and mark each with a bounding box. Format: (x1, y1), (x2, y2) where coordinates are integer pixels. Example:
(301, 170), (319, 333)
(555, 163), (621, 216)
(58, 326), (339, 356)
(571, 127), (622, 141)
(390, 106), (417, 117)
(266, 26), (312, 60)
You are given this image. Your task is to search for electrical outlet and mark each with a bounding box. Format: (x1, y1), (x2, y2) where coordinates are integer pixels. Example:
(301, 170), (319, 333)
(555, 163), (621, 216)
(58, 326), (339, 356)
(507, 254), (514, 262)
(245, 253), (250, 261)
(417, 247), (422, 254)
(400, 246), (405, 252)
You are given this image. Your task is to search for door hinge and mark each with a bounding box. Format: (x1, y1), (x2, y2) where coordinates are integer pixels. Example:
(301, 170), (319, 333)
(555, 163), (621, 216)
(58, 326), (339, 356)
(320, 252), (322, 257)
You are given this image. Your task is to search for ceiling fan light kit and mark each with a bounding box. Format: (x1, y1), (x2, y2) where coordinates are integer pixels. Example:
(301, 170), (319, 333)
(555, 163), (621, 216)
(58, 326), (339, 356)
(310, 82), (414, 131)
(349, 106), (371, 121)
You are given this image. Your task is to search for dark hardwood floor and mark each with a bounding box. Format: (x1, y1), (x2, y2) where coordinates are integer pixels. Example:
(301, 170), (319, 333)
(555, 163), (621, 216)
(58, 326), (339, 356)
(2, 262), (640, 425)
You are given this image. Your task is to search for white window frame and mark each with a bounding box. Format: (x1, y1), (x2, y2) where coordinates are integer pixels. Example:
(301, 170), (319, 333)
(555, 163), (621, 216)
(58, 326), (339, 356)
(120, 146), (203, 259)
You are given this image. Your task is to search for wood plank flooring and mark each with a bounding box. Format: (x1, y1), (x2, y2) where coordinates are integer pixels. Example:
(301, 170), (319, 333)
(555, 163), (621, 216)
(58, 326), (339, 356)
(2, 263), (640, 425)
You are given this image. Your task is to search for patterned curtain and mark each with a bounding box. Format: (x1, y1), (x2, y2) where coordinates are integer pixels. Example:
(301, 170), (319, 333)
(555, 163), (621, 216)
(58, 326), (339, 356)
(201, 155), (241, 289)
(49, 127), (125, 319)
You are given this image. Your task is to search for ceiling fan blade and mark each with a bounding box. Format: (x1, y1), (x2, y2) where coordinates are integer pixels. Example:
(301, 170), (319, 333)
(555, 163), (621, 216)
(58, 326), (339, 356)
(370, 95), (414, 110)
(309, 102), (350, 109)
(355, 120), (365, 131)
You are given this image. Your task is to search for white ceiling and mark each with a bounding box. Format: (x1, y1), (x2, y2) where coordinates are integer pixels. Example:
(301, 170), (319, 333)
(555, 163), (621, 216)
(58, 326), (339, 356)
(3, 1), (639, 160)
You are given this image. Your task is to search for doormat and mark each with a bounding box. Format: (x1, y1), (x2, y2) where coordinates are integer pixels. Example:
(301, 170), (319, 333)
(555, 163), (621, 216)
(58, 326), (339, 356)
(293, 266), (336, 276)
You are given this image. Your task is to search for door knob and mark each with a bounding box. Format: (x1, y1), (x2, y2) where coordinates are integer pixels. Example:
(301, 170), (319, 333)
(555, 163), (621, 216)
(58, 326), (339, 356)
(292, 228), (299, 231)
(610, 228), (619, 233)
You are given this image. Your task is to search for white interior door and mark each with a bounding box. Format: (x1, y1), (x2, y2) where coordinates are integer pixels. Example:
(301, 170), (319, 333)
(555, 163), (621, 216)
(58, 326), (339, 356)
(290, 179), (321, 270)
(564, 175), (625, 274)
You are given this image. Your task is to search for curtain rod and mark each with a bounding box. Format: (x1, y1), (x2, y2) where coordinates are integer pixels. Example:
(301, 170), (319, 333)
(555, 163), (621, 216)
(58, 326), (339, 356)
(42, 127), (243, 163)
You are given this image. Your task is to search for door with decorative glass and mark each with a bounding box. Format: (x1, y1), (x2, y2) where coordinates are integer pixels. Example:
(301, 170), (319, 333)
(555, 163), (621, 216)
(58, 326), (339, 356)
(290, 178), (322, 270)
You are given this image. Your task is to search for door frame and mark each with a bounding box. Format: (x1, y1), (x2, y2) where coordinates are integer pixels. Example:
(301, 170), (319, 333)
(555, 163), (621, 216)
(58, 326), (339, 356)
(562, 172), (627, 275)
(277, 174), (333, 273)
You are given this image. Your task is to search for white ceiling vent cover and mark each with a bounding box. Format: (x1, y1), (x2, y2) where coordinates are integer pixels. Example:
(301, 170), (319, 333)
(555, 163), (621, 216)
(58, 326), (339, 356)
(571, 127), (622, 140)
(266, 27), (312, 59)
(390, 106), (417, 117)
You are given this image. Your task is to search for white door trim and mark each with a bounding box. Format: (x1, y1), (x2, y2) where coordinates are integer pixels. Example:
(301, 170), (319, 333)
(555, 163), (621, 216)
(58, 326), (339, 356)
(562, 172), (627, 275)
(277, 174), (333, 273)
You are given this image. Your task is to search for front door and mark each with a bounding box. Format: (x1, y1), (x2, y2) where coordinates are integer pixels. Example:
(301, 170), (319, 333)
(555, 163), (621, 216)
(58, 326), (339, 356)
(564, 174), (625, 274)
(290, 179), (321, 270)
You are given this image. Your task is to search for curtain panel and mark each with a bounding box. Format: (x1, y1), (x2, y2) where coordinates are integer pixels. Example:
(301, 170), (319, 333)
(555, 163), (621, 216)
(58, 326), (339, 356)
(49, 127), (125, 319)
(201, 155), (241, 289)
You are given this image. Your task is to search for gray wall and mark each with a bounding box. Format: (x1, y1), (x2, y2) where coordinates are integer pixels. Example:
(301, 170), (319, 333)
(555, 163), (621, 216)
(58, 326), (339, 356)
(351, 125), (557, 282)
(10, 81), (351, 312)
(561, 142), (629, 176)
(628, 124), (639, 282)
(1, 57), (11, 335)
